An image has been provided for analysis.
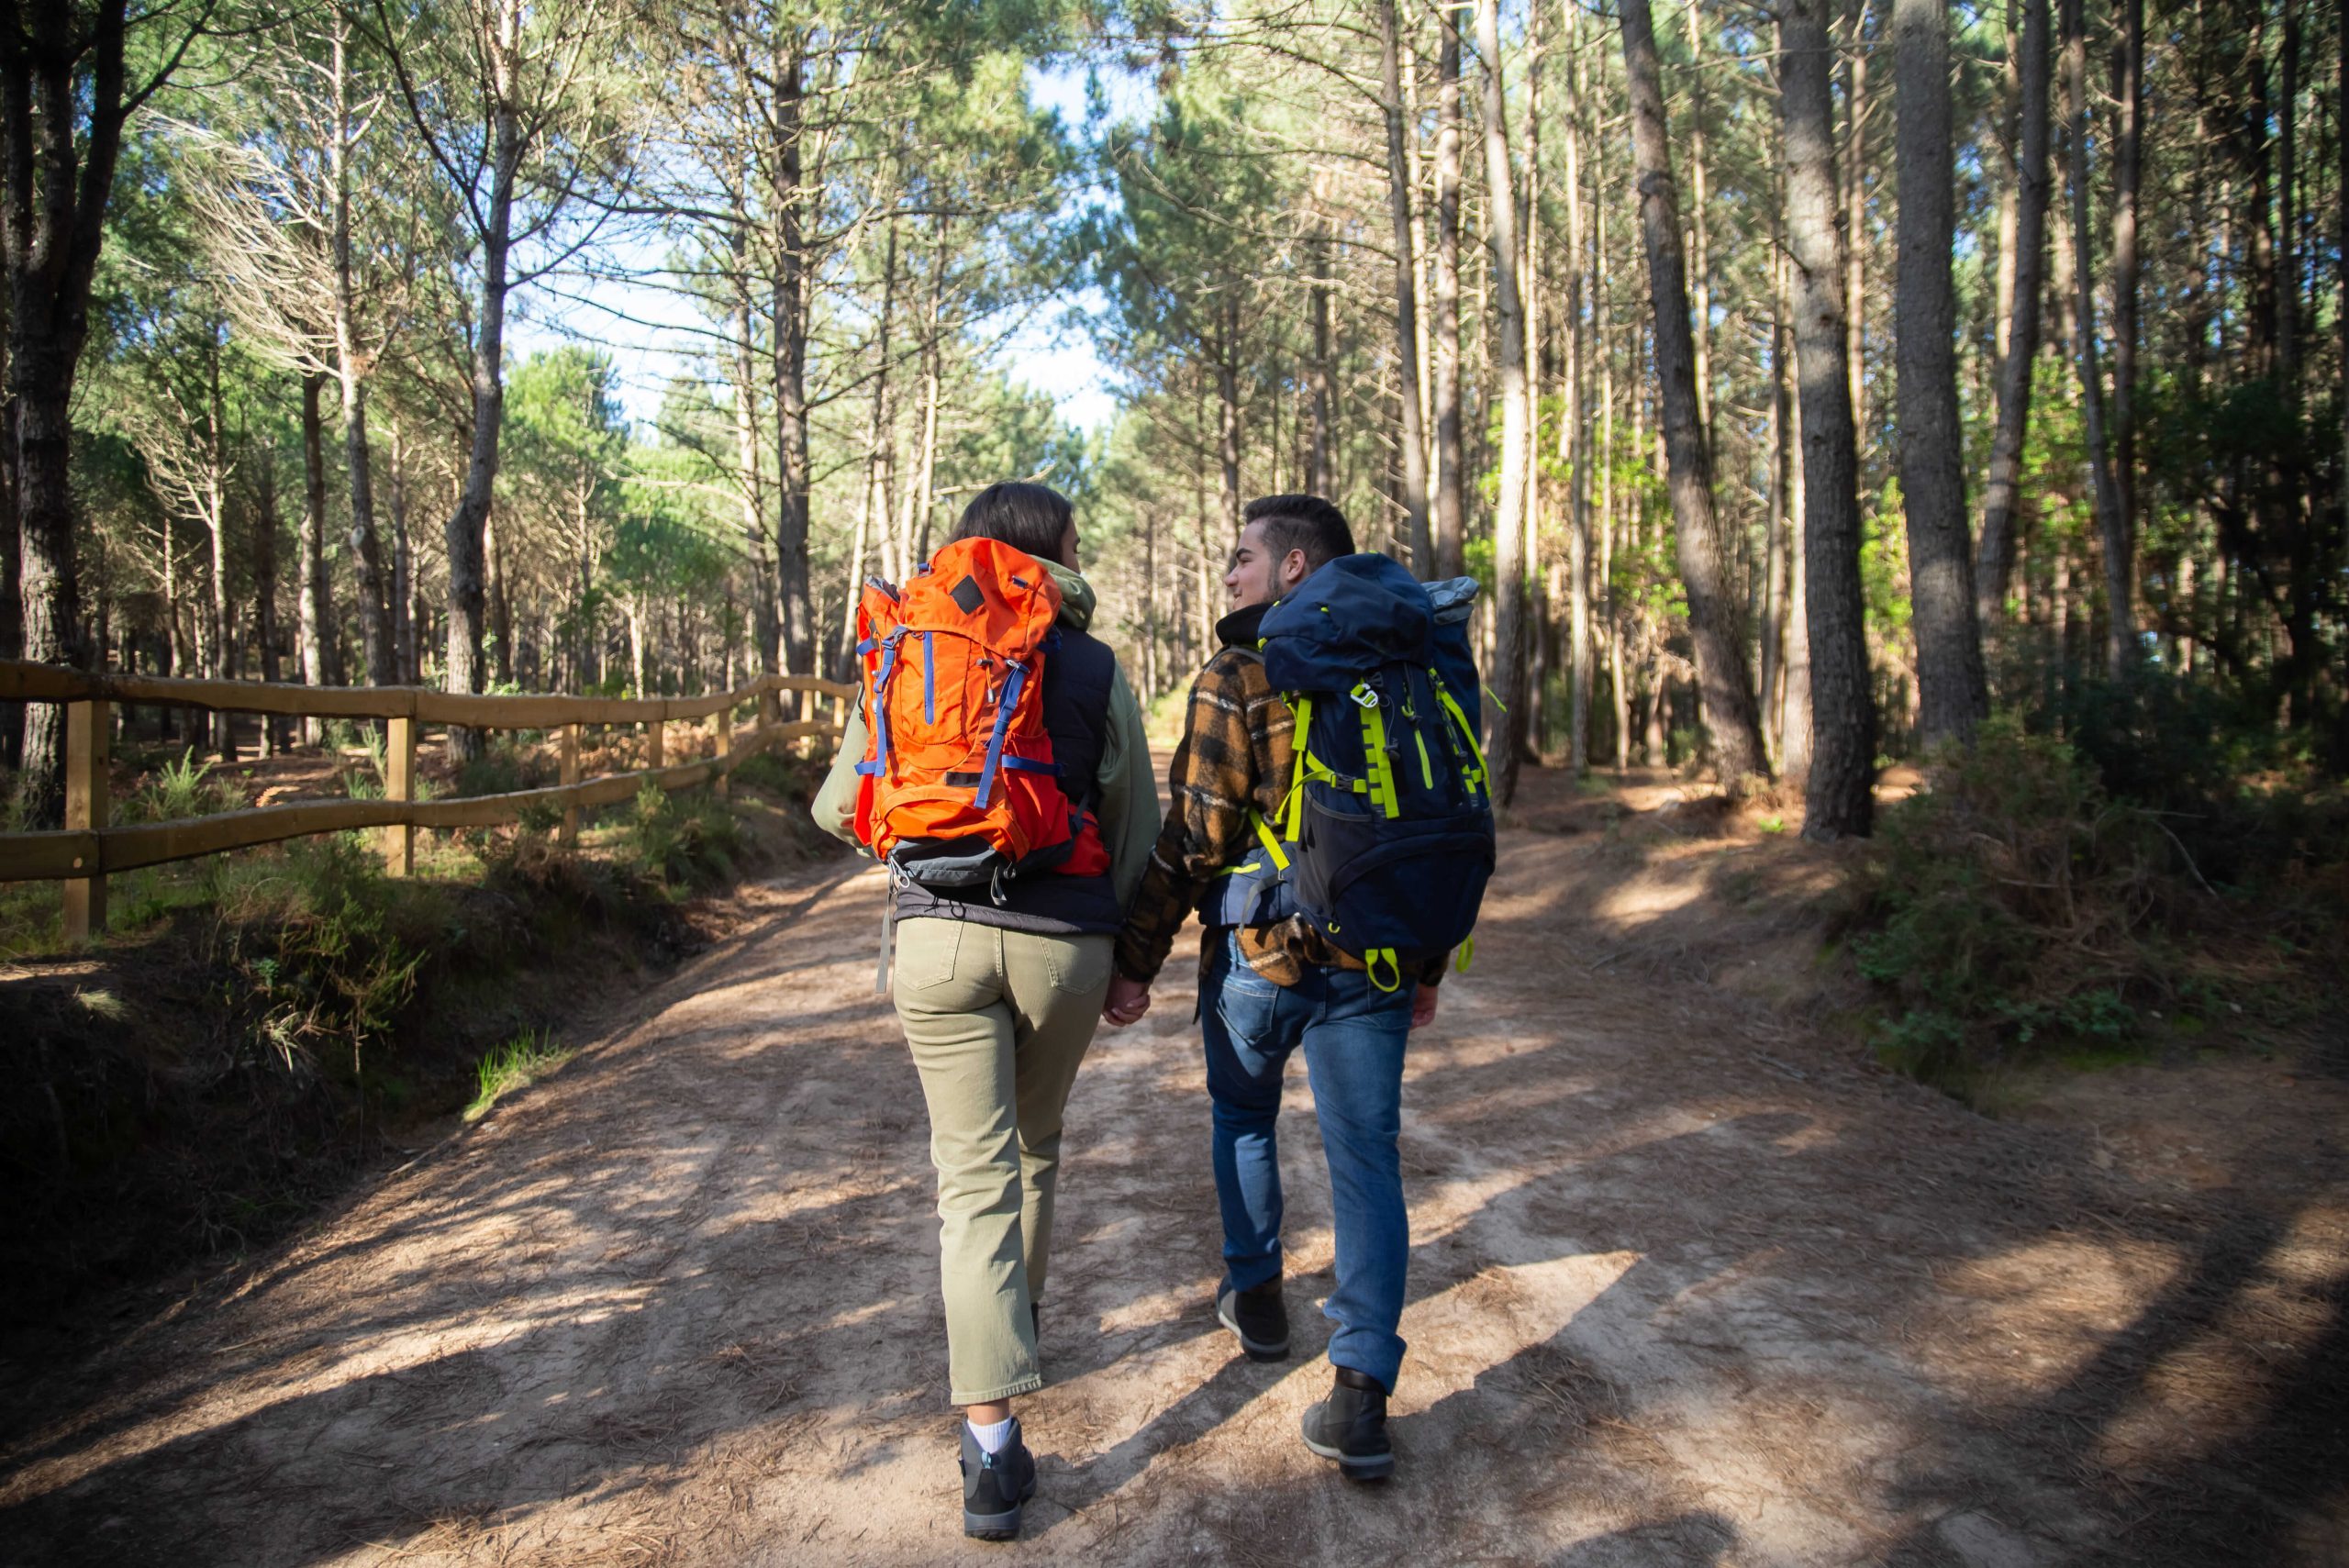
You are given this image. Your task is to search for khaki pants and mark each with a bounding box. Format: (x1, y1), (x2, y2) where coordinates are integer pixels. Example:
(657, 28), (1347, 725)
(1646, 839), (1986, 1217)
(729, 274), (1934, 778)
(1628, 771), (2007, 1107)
(892, 917), (1113, 1404)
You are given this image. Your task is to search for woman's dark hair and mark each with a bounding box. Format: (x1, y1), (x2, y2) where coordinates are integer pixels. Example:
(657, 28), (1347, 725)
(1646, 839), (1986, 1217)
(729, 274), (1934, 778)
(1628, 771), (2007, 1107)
(952, 481), (1074, 563)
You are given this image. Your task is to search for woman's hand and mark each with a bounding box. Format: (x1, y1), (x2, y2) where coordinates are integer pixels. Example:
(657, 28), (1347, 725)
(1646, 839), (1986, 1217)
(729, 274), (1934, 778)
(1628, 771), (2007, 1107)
(1102, 973), (1152, 1028)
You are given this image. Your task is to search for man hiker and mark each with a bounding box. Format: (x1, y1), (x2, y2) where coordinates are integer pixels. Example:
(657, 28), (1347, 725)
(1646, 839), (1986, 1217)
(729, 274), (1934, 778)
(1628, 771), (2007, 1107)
(1102, 493), (1479, 1483)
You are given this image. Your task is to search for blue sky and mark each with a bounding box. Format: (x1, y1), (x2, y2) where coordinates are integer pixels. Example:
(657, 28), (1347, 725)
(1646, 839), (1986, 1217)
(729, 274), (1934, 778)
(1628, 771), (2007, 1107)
(507, 60), (1153, 441)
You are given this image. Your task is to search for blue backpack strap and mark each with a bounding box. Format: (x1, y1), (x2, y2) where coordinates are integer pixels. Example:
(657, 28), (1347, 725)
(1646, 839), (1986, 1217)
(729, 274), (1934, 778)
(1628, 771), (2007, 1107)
(922, 631), (935, 723)
(973, 659), (1030, 808)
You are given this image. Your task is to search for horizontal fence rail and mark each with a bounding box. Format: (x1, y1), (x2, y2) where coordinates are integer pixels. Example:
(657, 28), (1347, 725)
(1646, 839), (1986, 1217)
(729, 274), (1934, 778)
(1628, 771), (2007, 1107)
(0, 660), (854, 940)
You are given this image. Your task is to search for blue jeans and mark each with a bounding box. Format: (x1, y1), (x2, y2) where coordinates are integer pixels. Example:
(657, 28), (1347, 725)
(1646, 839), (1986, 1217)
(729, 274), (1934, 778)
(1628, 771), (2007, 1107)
(1199, 929), (1413, 1391)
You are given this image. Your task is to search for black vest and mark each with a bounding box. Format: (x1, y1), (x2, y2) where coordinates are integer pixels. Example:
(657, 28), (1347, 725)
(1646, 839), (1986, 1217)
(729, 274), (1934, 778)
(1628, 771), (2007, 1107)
(893, 624), (1125, 936)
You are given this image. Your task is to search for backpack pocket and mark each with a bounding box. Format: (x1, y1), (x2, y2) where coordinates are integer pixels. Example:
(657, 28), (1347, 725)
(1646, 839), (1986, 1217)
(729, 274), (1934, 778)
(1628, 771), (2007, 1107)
(1291, 793), (1494, 962)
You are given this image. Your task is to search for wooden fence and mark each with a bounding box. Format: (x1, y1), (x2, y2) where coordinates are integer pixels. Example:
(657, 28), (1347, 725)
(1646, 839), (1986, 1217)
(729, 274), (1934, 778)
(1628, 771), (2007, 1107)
(0, 660), (853, 940)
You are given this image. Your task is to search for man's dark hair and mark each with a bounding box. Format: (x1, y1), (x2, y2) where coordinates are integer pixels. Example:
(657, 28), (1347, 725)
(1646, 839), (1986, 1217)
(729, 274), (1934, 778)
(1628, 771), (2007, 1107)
(1243, 493), (1354, 573)
(952, 481), (1074, 563)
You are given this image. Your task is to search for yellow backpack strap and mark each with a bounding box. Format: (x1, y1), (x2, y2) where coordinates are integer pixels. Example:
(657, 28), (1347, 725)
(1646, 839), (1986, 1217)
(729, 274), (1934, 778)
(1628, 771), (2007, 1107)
(1453, 935), (1475, 974)
(1356, 699), (1401, 819)
(1285, 694), (1313, 840)
(1364, 947), (1403, 994)
(1253, 811), (1292, 872)
(1432, 673), (1488, 795)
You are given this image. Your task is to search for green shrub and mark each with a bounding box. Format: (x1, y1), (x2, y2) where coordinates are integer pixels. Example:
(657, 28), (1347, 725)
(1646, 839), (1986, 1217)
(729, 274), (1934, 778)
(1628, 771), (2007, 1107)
(629, 781), (741, 892)
(125, 749), (245, 822)
(729, 747), (820, 800)
(452, 736), (553, 798)
(1847, 716), (2177, 1091)
(465, 1028), (573, 1121)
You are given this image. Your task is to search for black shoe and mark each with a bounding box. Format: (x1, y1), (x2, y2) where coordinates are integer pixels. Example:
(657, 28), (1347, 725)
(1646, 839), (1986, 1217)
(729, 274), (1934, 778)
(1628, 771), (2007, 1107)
(960, 1418), (1038, 1540)
(1302, 1366), (1394, 1481)
(1216, 1275), (1290, 1362)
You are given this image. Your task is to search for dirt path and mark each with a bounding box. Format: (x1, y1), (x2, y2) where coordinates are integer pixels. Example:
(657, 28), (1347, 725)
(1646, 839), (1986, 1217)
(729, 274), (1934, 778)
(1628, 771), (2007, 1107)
(4, 788), (2345, 1566)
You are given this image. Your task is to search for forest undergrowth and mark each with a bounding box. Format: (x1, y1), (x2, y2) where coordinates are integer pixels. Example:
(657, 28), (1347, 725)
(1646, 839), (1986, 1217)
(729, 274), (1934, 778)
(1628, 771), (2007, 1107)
(1841, 673), (2349, 1103)
(0, 748), (837, 1334)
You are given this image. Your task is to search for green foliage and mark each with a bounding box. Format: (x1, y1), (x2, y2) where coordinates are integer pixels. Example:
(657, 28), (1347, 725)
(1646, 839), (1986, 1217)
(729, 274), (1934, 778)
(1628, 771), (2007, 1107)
(452, 736), (554, 799)
(629, 782), (742, 892)
(1847, 717), (2175, 1093)
(124, 749), (245, 822)
(465, 1029), (574, 1123)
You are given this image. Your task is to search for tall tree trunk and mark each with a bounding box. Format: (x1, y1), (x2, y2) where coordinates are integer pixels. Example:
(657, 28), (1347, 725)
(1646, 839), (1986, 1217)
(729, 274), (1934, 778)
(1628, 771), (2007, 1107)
(2060, 0), (2129, 678)
(440, 0), (522, 762)
(1784, 0), (1876, 836)
(253, 439), (283, 754)
(1976, 0), (2053, 628)
(1685, 0), (1713, 441)
(329, 8), (391, 685)
(297, 370), (330, 740)
(1565, 2), (1592, 775)
(1308, 204), (1335, 497)
(729, 242), (779, 676)
(1842, 0), (1872, 439)
(2110, 0), (2143, 589)
(389, 421), (414, 684)
(4, 0), (137, 823)
(1378, 0), (1434, 573)
(1432, 11), (1467, 579)
(1619, 0), (1770, 787)
(203, 328), (233, 757)
(1477, 0), (1531, 804)
(771, 31), (815, 682)
(1215, 301), (1242, 539)
(2277, 0), (2299, 393)
(1764, 239), (1791, 760)
(1895, 0), (1989, 746)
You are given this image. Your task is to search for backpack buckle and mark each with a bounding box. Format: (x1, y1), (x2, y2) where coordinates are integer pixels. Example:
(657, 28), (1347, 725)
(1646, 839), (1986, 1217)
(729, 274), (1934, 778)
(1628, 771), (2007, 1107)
(1349, 681), (1380, 709)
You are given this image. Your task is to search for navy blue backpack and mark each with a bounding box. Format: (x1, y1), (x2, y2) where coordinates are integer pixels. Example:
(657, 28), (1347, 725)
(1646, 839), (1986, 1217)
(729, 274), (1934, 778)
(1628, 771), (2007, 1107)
(1252, 554), (1497, 993)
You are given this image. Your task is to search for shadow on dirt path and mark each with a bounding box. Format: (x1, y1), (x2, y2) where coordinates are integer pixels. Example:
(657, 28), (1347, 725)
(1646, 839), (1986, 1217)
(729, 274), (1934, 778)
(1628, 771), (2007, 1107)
(2, 784), (2343, 1566)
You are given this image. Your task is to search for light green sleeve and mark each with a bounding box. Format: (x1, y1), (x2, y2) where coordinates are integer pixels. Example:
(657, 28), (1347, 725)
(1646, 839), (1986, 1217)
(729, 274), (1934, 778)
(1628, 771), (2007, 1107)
(1096, 659), (1163, 910)
(809, 695), (869, 848)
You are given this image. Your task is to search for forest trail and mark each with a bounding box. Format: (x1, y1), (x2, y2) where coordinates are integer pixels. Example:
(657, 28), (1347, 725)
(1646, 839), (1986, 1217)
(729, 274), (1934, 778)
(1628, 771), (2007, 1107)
(3, 776), (2345, 1567)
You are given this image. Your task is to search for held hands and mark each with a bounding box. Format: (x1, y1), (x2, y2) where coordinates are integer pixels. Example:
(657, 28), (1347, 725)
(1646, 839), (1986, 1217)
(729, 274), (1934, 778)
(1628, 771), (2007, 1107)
(1102, 973), (1153, 1029)
(1410, 984), (1440, 1030)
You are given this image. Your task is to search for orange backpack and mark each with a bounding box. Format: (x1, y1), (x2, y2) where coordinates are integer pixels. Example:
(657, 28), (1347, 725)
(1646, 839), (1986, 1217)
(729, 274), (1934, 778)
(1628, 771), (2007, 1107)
(852, 537), (1108, 894)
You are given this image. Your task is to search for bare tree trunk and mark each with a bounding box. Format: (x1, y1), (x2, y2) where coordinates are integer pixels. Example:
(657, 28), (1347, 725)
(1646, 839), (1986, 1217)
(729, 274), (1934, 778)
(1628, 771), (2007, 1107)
(771, 32), (815, 680)
(1842, 0), (1872, 439)
(252, 437), (284, 754)
(2110, 0), (2143, 584)
(1432, 11), (1467, 580)
(329, 9), (391, 686)
(297, 370), (329, 740)
(1477, 0), (1531, 803)
(5, 0), (139, 823)
(1764, 239), (1791, 761)
(389, 422), (414, 684)
(1895, 0), (1989, 746)
(1379, 0), (1433, 573)
(1565, 3), (1592, 774)
(1215, 301), (1243, 539)
(1686, 0), (1713, 441)
(729, 241), (779, 676)
(1976, 0), (2052, 628)
(1619, 0), (1770, 787)
(1784, 0), (1876, 835)
(2060, 0), (2129, 678)
(1308, 203), (1335, 497)
(438, 0), (523, 762)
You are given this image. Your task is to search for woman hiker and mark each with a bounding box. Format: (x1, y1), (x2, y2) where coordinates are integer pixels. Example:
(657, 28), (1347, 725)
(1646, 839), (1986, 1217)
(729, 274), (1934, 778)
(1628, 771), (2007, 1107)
(811, 481), (1159, 1540)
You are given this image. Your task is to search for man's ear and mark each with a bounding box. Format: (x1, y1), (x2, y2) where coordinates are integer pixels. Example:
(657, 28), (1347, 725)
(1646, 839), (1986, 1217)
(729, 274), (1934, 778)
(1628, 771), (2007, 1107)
(1281, 549), (1311, 589)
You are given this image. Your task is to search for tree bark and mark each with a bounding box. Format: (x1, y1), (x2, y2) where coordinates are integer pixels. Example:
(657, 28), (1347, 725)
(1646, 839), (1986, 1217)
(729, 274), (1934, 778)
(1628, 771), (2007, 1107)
(1378, 0), (1434, 573)
(329, 7), (391, 685)
(1619, 0), (1770, 788)
(2110, 0), (2143, 584)
(1895, 0), (1989, 746)
(1976, 0), (2052, 628)
(1564, 3), (1591, 774)
(1842, 0), (1872, 439)
(1783, 0), (1876, 835)
(1477, 0), (1531, 805)
(1432, 11), (1467, 580)
(438, 0), (523, 761)
(4, 0), (137, 823)
(2060, 0), (2129, 678)
(297, 369), (330, 735)
(771, 31), (815, 682)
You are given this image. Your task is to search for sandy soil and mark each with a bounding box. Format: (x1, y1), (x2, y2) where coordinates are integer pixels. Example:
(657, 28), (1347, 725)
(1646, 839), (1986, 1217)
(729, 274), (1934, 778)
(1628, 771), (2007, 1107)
(2, 768), (2344, 1566)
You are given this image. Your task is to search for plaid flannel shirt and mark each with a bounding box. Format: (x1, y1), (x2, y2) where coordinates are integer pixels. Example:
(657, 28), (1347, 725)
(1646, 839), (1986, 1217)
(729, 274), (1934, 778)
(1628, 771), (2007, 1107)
(1116, 603), (1442, 990)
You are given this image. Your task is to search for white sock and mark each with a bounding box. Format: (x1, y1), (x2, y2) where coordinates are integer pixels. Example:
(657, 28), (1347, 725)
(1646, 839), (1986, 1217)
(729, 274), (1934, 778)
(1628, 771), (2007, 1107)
(967, 1416), (1014, 1454)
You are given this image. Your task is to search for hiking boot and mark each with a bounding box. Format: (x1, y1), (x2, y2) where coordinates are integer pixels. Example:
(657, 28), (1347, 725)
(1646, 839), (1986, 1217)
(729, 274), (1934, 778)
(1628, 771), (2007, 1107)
(959, 1418), (1038, 1540)
(1302, 1366), (1394, 1481)
(1216, 1275), (1290, 1362)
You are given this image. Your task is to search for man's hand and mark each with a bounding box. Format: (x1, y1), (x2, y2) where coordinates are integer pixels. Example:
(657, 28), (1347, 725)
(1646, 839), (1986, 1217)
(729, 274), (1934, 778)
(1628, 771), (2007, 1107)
(1409, 984), (1440, 1030)
(1102, 973), (1153, 1028)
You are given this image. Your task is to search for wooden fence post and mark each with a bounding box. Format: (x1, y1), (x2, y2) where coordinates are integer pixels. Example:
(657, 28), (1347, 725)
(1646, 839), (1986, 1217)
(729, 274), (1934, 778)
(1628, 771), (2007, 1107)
(560, 722), (580, 844)
(62, 697), (109, 941)
(758, 680), (780, 732)
(648, 717), (665, 772)
(713, 706), (731, 800)
(382, 715), (415, 876)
